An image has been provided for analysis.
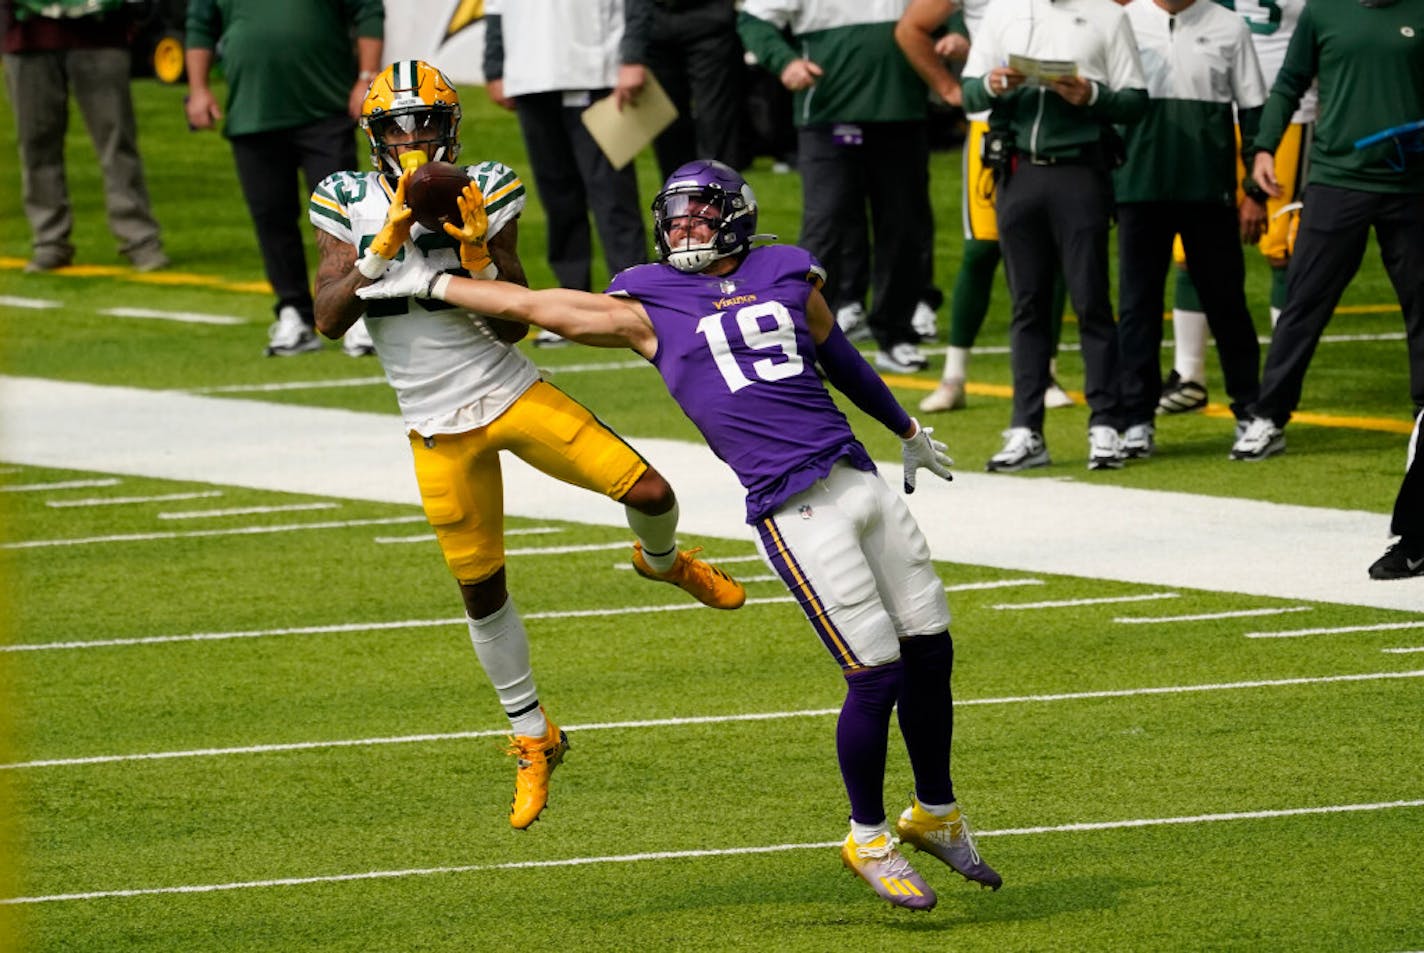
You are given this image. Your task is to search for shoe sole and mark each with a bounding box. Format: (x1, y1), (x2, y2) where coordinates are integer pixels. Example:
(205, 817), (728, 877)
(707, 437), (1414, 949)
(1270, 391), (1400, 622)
(985, 452), (1050, 473)
(1228, 441), (1285, 462)
(1088, 458), (1125, 470)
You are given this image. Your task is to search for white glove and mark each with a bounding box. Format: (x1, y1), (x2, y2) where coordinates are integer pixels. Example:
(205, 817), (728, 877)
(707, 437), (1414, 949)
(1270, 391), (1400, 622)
(356, 258), (442, 300)
(901, 419), (954, 493)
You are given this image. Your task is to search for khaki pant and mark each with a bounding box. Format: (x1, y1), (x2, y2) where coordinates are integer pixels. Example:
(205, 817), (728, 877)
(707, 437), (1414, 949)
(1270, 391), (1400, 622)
(3, 47), (163, 263)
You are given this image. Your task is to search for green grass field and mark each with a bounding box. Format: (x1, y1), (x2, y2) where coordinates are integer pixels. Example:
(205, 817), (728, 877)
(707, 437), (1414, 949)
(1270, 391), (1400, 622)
(2, 78), (1422, 952)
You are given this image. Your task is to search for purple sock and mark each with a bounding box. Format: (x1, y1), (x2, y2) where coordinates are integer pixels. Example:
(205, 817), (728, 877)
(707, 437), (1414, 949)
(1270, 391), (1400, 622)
(897, 631), (955, 806)
(838, 660), (904, 826)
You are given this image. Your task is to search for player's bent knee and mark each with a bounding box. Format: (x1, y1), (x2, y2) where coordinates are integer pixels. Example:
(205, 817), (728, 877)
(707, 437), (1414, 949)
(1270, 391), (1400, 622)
(619, 466), (675, 515)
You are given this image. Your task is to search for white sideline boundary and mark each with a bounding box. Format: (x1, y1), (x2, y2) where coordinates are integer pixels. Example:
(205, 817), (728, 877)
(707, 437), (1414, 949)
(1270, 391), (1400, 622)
(1, 376), (1420, 611)
(4, 797), (1421, 905)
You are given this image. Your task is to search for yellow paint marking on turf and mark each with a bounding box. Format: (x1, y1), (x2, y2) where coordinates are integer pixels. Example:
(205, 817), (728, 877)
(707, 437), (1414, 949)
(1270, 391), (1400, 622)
(0, 256), (273, 296)
(881, 374), (1414, 435)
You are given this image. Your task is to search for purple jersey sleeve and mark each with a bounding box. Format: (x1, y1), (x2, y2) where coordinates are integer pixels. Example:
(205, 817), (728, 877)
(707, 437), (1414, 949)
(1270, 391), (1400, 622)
(609, 247), (875, 523)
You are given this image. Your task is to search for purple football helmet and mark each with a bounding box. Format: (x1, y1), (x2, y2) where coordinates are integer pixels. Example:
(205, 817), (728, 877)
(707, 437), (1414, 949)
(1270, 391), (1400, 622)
(651, 160), (758, 272)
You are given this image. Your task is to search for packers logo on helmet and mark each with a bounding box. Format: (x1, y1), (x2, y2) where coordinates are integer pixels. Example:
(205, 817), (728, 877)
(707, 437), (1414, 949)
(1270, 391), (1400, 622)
(361, 60), (462, 175)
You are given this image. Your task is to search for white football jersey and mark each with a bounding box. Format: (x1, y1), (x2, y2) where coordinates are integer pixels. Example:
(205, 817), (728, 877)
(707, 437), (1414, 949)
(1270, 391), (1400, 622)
(309, 162), (540, 437)
(1222, 0), (1317, 123)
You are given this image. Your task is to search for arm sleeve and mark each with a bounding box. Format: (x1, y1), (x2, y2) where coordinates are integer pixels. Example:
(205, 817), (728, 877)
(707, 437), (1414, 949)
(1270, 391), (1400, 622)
(483, 13), (504, 82)
(815, 325), (913, 437)
(1087, 14), (1148, 125)
(737, 10), (799, 77)
(348, 0), (383, 39)
(621, 0), (653, 65)
(1252, 9), (1317, 156)
(185, 0), (220, 50)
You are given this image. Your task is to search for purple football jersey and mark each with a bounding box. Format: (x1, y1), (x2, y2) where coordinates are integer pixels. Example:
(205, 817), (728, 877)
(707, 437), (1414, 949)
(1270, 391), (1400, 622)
(608, 245), (874, 523)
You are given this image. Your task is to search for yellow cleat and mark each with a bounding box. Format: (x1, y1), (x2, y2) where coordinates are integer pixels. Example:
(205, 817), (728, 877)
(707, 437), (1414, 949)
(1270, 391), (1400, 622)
(505, 715), (569, 830)
(895, 799), (1003, 890)
(839, 833), (937, 910)
(631, 542), (746, 610)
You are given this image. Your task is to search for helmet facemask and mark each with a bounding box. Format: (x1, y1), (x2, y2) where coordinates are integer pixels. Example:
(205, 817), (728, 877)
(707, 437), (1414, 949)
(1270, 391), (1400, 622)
(361, 61), (462, 176)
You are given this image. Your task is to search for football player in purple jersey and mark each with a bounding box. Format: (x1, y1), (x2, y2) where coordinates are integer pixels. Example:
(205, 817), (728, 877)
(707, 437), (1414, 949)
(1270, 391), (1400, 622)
(359, 159), (1002, 910)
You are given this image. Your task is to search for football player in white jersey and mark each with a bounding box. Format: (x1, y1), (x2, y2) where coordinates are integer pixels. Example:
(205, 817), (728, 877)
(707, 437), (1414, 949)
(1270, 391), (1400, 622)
(1161, 0), (1316, 414)
(306, 60), (746, 830)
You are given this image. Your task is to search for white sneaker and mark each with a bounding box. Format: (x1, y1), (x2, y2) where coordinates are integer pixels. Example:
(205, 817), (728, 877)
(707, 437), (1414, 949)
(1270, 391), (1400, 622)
(875, 343), (930, 373)
(1044, 378), (1076, 409)
(1122, 422), (1155, 459)
(912, 300), (938, 340)
(342, 317), (375, 357)
(265, 306), (323, 357)
(1088, 425), (1125, 470)
(1229, 417), (1285, 461)
(919, 378), (966, 412)
(836, 302), (870, 342)
(986, 427), (1049, 472)
(534, 329), (570, 348)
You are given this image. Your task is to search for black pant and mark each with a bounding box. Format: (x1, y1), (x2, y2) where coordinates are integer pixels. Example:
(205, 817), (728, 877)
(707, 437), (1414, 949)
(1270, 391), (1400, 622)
(1252, 184), (1424, 426)
(1117, 201), (1260, 426)
(645, 0), (746, 179)
(797, 120), (931, 350)
(514, 91), (648, 291)
(996, 162), (1120, 431)
(229, 113), (356, 322)
(1392, 410), (1424, 539)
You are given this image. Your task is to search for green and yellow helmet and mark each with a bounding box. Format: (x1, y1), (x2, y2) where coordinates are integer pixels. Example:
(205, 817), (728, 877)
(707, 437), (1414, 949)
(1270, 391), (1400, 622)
(360, 60), (462, 175)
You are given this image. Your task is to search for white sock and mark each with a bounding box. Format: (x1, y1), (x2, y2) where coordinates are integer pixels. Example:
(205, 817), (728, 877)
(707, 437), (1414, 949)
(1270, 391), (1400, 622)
(851, 819), (891, 845)
(627, 499), (679, 573)
(1270, 305), (1281, 328)
(943, 345), (969, 381)
(1171, 309), (1208, 383)
(467, 598), (546, 737)
(915, 798), (958, 818)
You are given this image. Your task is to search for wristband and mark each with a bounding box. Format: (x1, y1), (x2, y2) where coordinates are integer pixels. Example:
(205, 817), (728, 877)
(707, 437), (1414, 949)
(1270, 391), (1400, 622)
(431, 273), (453, 299)
(357, 251), (391, 279)
(1243, 179), (1269, 204)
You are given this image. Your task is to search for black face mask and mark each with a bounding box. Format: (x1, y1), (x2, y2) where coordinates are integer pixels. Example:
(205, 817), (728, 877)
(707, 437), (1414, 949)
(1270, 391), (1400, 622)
(1359, 0), (1401, 7)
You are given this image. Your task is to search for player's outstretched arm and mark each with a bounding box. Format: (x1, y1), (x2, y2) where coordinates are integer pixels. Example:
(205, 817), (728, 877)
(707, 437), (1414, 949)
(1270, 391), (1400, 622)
(430, 275), (656, 355)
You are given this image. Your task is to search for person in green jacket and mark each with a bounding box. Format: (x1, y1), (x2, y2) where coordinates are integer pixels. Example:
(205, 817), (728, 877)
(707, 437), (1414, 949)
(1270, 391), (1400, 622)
(1231, 0), (1424, 461)
(960, 0), (1148, 472)
(185, 0), (384, 358)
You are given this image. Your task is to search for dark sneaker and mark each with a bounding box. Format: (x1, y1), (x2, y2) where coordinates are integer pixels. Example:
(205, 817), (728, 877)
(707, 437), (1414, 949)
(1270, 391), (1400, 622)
(1229, 417), (1285, 461)
(895, 800), (1003, 890)
(840, 833), (937, 910)
(1368, 538), (1424, 580)
(1157, 370), (1208, 414)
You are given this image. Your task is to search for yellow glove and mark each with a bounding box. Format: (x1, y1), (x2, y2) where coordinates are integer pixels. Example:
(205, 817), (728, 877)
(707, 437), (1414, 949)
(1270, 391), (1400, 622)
(443, 181), (493, 275)
(368, 170), (414, 260)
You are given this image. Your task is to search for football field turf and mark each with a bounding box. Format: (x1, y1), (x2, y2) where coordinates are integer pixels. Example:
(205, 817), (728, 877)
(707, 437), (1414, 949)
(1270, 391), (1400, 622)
(2, 79), (1422, 951)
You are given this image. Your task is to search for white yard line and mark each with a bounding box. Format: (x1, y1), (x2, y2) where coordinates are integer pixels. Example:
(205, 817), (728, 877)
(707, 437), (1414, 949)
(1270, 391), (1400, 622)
(375, 526), (562, 544)
(1114, 606), (1313, 624)
(4, 668), (1419, 771)
(992, 593), (1178, 610)
(46, 491), (224, 508)
(0, 515), (427, 549)
(0, 296), (61, 309)
(97, 307), (245, 326)
(1, 477), (120, 493)
(1382, 646), (1424, 654)
(1247, 621), (1424, 638)
(0, 579), (1045, 653)
(156, 502), (339, 520)
(3, 797), (1419, 905)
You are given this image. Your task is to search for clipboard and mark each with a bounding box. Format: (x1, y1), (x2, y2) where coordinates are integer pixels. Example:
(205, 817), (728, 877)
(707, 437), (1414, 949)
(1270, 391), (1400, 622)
(580, 72), (679, 170)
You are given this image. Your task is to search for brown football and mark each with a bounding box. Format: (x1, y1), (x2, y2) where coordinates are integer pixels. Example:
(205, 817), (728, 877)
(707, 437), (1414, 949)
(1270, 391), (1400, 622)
(405, 161), (470, 232)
